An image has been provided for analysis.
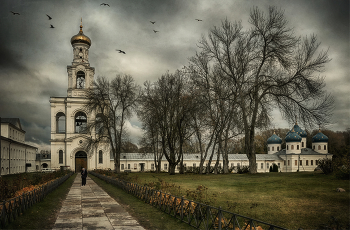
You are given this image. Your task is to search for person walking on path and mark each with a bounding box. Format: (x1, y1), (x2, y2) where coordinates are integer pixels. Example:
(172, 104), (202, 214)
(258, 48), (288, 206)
(81, 168), (87, 186)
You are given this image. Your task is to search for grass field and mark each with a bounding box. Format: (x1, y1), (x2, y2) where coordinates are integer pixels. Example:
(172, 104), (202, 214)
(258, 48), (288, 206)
(108, 171), (349, 230)
(90, 174), (195, 230)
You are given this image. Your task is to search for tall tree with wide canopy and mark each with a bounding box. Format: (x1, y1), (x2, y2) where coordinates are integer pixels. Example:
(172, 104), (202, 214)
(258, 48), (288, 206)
(190, 6), (334, 173)
(85, 75), (140, 173)
(138, 71), (193, 175)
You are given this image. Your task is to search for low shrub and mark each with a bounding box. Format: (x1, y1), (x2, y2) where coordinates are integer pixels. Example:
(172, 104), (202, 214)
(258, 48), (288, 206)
(237, 165), (250, 174)
(333, 156), (350, 180)
(317, 158), (333, 175)
(0, 170), (71, 201)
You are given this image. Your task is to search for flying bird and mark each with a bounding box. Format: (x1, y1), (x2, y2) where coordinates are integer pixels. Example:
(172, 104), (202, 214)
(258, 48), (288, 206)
(100, 3), (110, 6)
(153, 30), (159, 33)
(150, 21), (155, 24)
(195, 19), (202, 21)
(46, 14), (52, 20)
(50, 24), (55, 28)
(116, 49), (126, 54)
(10, 11), (20, 15)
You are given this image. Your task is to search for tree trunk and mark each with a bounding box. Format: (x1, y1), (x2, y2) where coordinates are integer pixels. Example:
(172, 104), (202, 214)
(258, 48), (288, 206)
(169, 163), (176, 175)
(245, 128), (257, 173)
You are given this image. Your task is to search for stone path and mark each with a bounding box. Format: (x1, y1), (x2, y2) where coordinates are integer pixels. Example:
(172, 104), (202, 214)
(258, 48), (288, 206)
(53, 174), (145, 230)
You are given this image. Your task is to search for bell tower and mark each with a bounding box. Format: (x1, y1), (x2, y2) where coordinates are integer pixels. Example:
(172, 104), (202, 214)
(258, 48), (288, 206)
(67, 19), (95, 97)
(50, 20), (110, 172)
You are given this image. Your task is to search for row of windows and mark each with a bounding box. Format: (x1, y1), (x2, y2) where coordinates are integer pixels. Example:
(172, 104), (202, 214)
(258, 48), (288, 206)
(56, 112), (104, 134)
(313, 145), (327, 150)
(1, 166), (27, 173)
(8, 128), (25, 142)
(269, 143), (326, 151)
(287, 144), (300, 150)
(122, 163), (252, 171)
(268, 146), (280, 151)
(1, 147), (35, 159)
(282, 160), (319, 166)
(120, 160), (321, 171)
(56, 111), (87, 134)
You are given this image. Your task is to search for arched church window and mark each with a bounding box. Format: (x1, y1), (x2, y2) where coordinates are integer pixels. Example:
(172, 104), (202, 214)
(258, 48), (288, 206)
(59, 150), (63, 164)
(302, 142), (304, 148)
(318, 145), (321, 150)
(291, 145), (294, 150)
(324, 145), (326, 150)
(287, 145), (289, 150)
(75, 111), (87, 133)
(272, 147), (274, 151)
(99, 150), (103, 164)
(76, 71), (85, 89)
(56, 112), (66, 133)
(297, 145), (299, 150)
(277, 146), (280, 151)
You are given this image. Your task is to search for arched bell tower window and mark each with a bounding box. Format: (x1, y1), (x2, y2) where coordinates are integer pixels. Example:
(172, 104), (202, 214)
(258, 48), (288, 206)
(75, 111), (87, 133)
(76, 71), (85, 89)
(56, 112), (66, 133)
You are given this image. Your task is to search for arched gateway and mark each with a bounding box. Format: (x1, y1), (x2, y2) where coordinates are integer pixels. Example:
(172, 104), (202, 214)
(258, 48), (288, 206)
(75, 151), (87, 172)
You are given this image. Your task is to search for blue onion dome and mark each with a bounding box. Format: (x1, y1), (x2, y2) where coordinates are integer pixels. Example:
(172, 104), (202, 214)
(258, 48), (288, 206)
(292, 121), (307, 138)
(285, 128), (302, 142)
(267, 132), (282, 144)
(312, 129), (329, 143)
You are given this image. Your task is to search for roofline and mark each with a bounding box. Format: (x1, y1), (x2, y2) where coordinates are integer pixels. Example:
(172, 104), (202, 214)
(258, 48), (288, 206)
(1, 136), (38, 149)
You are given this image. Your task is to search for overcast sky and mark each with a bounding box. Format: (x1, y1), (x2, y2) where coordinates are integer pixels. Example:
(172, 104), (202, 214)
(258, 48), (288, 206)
(0, 0), (349, 150)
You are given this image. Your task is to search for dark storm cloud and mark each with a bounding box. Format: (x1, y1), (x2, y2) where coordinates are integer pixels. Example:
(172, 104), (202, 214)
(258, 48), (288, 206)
(0, 0), (349, 150)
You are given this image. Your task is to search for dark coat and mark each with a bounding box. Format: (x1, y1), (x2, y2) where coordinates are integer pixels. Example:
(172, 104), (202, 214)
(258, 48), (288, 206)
(81, 169), (88, 178)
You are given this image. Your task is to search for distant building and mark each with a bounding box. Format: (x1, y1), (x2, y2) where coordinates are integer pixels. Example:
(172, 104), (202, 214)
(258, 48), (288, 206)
(36, 150), (52, 171)
(0, 118), (37, 175)
(266, 121), (332, 172)
(118, 122), (332, 173)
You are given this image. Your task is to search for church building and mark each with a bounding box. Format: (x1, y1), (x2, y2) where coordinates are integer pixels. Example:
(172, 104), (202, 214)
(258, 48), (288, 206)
(50, 21), (110, 172)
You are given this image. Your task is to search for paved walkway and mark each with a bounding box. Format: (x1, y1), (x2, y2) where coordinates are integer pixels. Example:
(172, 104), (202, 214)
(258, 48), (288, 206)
(53, 174), (145, 230)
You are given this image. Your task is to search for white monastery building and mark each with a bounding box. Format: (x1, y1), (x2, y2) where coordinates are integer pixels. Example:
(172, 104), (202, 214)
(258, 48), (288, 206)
(0, 118), (37, 175)
(49, 22), (332, 173)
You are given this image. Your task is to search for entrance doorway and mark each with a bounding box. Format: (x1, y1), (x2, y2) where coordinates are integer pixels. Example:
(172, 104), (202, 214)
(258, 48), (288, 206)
(139, 163), (145, 172)
(75, 151), (87, 173)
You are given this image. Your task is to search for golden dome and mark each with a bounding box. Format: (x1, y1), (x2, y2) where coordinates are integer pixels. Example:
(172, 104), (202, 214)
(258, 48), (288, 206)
(70, 19), (91, 47)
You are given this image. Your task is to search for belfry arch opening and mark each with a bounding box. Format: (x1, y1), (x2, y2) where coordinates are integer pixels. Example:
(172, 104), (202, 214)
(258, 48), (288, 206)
(75, 111), (87, 133)
(76, 71), (85, 89)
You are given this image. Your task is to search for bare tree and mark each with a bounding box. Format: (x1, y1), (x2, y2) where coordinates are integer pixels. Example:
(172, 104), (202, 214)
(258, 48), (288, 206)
(138, 71), (193, 175)
(85, 75), (140, 173)
(138, 112), (163, 173)
(191, 6), (334, 173)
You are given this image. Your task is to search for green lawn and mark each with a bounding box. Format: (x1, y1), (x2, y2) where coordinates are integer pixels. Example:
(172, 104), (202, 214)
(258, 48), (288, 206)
(105, 171), (349, 230)
(90, 174), (195, 230)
